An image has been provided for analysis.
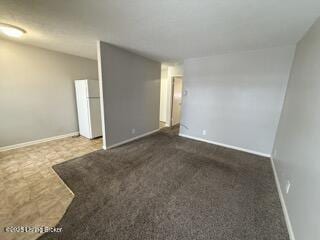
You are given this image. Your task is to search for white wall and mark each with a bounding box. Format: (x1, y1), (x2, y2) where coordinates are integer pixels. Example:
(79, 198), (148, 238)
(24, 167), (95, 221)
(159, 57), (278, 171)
(98, 41), (161, 148)
(0, 39), (98, 148)
(272, 17), (320, 240)
(180, 46), (295, 156)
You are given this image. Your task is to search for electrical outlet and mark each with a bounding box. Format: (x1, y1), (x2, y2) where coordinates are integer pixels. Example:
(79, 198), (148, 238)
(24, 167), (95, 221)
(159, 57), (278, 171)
(131, 128), (136, 134)
(202, 130), (207, 136)
(285, 180), (291, 194)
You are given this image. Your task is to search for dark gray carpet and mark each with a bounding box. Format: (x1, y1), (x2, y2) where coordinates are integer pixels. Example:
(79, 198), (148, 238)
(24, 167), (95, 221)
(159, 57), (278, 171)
(38, 126), (289, 240)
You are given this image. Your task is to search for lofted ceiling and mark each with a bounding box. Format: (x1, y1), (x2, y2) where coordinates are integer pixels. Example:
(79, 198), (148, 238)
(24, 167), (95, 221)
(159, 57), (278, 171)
(0, 0), (320, 61)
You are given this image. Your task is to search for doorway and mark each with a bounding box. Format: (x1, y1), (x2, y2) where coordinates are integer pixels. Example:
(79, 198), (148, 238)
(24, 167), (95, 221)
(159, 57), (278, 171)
(159, 64), (183, 129)
(170, 77), (183, 126)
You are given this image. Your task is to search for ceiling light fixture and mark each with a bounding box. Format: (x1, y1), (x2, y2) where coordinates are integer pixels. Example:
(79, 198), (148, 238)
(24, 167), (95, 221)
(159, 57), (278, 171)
(0, 23), (26, 38)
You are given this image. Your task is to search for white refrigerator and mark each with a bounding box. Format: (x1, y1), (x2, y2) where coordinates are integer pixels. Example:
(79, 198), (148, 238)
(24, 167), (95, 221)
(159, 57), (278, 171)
(75, 79), (102, 139)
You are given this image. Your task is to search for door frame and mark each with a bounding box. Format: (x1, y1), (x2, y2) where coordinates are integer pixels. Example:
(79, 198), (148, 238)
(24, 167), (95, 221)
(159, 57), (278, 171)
(169, 76), (183, 127)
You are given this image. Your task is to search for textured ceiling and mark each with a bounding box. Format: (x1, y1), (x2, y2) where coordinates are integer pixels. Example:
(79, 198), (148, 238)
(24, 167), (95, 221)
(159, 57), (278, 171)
(0, 0), (320, 61)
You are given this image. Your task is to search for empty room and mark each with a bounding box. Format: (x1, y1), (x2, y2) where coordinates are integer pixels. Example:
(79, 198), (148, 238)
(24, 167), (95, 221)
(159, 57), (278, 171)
(0, 1), (319, 240)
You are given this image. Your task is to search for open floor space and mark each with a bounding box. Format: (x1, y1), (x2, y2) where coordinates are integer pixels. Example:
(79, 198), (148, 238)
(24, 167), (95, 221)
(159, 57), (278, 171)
(37, 127), (287, 240)
(1, 1), (320, 239)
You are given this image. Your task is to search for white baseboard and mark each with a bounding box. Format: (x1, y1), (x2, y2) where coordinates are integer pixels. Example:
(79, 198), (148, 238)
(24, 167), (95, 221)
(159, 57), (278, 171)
(270, 157), (295, 240)
(0, 132), (79, 152)
(106, 129), (160, 150)
(178, 133), (270, 158)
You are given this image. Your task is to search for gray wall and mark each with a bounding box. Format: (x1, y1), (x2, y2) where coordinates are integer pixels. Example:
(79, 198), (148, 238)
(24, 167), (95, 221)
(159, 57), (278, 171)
(180, 46), (295, 155)
(272, 17), (320, 240)
(98, 42), (161, 148)
(0, 39), (98, 147)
